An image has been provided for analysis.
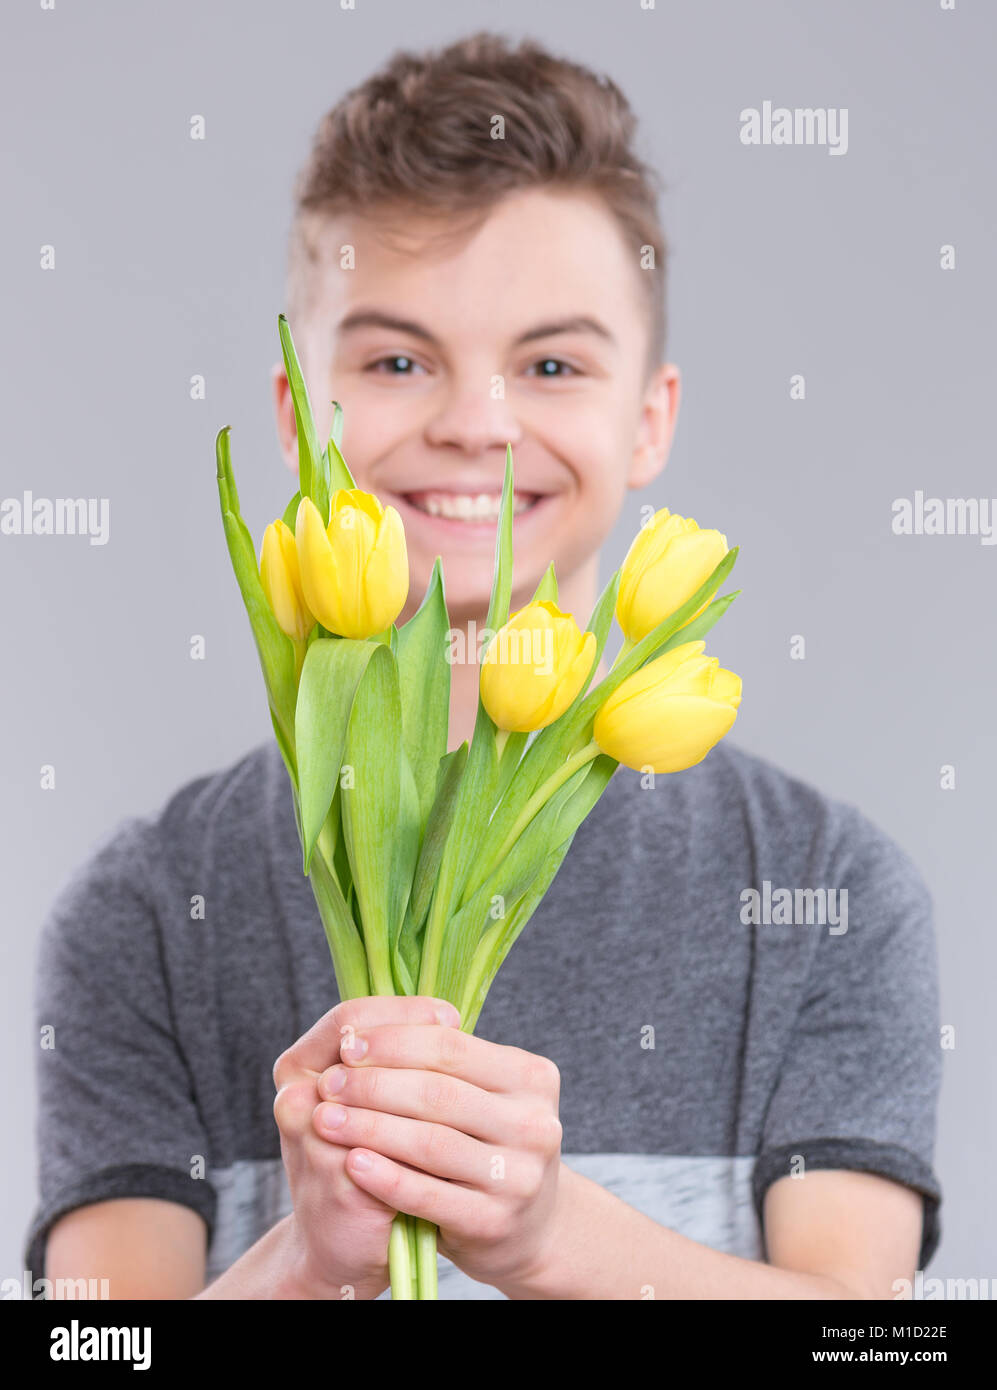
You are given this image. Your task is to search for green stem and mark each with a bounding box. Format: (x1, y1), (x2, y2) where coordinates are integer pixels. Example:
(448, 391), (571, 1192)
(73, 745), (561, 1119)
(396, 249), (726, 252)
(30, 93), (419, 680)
(388, 1214), (415, 1299)
(415, 1219), (439, 1299)
(610, 635), (635, 669)
(463, 738), (602, 901)
(459, 920), (504, 1025)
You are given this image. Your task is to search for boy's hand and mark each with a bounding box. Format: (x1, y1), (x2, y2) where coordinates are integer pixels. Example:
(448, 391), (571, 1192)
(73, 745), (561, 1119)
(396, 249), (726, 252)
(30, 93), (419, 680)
(313, 1001), (564, 1292)
(272, 995), (462, 1299)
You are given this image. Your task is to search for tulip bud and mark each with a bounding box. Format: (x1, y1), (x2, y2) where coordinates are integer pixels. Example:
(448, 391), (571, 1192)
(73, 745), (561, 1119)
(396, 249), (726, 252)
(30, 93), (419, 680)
(617, 509), (729, 644)
(295, 490), (409, 640)
(593, 640), (741, 773)
(480, 600), (597, 733)
(260, 518), (315, 641)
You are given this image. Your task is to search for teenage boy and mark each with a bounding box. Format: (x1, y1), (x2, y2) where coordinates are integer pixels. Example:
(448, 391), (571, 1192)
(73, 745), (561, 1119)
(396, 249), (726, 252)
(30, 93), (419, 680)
(27, 33), (942, 1300)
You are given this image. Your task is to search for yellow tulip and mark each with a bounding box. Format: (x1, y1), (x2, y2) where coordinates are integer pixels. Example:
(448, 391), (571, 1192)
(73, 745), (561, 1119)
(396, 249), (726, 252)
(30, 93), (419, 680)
(260, 518), (315, 641)
(295, 490), (409, 640)
(593, 640), (741, 773)
(480, 600), (597, 733)
(617, 508), (729, 644)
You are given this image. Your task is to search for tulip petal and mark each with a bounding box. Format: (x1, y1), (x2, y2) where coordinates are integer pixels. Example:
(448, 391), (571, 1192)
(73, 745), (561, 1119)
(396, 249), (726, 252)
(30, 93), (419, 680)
(594, 691), (738, 774)
(296, 495), (347, 634)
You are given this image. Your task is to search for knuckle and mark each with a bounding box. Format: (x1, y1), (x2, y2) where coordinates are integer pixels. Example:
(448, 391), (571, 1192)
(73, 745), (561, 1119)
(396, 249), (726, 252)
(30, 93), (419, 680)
(273, 1078), (312, 1134)
(511, 1104), (561, 1158)
(421, 1075), (460, 1113)
(329, 999), (353, 1031)
(476, 1204), (514, 1244)
(509, 1153), (546, 1199)
(438, 1027), (468, 1068)
(376, 1158), (402, 1199)
(526, 1055), (560, 1097)
(424, 1122), (460, 1166)
(272, 1049), (293, 1090)
(354, 1066), (380, 1106)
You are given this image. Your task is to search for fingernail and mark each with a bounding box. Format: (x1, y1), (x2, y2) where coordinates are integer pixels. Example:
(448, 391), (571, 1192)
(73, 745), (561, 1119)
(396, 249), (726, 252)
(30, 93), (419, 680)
(321, 1104), (347, 1130)
(322, 1068), (347, 1096)
(342, 1035), (368, 1060)
(350, 1150), (374, 1172)
(434, 1003), (460, 1027)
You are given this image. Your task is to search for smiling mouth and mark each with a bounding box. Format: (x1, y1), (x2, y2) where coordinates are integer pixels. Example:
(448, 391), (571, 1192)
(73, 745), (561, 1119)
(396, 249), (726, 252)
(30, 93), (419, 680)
(399, 489), (542, 521)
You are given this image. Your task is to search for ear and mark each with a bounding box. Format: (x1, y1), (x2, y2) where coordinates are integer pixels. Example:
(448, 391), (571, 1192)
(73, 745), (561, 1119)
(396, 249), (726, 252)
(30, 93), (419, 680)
(271, 362), (300, 478)
(627, 362), (681, 490)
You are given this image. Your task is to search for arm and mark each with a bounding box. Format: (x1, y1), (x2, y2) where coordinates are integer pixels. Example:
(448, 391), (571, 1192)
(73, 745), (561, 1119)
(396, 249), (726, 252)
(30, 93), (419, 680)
(44, 1199), (316, 1301)
(45, 1199), (207, 1300)
(318, 1021), (926, 1300)
(496, 1163), (923, 1299)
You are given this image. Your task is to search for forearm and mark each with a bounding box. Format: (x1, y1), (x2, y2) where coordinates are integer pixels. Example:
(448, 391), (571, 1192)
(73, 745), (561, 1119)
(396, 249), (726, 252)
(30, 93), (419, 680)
(192, 1213), (381, 1301)
(497, 1165), (860, 1301)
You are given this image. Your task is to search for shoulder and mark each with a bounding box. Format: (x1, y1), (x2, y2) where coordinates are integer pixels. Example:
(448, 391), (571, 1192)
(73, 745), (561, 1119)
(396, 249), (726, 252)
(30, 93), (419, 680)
(39, 742), (282, 952)
(603, 737), (930, 900)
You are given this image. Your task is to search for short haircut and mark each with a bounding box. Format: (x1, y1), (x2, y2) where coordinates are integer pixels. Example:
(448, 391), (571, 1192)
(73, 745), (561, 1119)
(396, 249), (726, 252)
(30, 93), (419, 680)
(284, 31), (667, 373)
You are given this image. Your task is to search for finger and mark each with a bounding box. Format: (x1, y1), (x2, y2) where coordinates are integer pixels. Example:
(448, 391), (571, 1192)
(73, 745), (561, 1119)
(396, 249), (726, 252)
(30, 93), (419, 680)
(313, 1101), (492, 1184)
(317, 1064), (512, 1145)
(340, 1023), (560, 1098)
(344, 1148), (493, 1238)
(273, 996), (461, 1084)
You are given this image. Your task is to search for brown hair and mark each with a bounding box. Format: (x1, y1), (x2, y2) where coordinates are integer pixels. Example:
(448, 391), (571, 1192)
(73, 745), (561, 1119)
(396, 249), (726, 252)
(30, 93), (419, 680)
(285, 32), (667, 370)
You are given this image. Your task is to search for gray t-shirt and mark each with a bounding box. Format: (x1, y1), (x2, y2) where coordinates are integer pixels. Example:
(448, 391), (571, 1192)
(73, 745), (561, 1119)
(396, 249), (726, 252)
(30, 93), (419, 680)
(25, 737), (943, 1298)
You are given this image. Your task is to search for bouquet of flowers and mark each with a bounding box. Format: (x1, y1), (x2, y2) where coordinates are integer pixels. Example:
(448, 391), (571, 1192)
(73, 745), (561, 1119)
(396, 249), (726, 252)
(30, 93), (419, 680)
(215, 314), (743, 1298)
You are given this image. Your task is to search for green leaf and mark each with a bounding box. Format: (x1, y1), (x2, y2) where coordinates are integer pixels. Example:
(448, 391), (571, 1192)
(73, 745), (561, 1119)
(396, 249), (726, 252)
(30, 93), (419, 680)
(278, 313), (329, 522)
(308, 848), (371, 1001)
(414, 448), (519, 1001)
(390, 752), (422, 957)
(330, 400), (345, 449)
(340, 643), (406, 995)
(416, 726), (499, 999)
(325, 434), (356, 492)
(281, 490), (302, 531)
(494, 730), (529, 802)
(215, 427), (297, 749)
(483, 446), (515, 641)
(530, 561), (558, 605)
(396, 558), (451, 826)
(295, 637), (380, 873)
(457, 756), (617, 1027)
(581, 568), (621, 695)
(654, 589), (741, 657)
(406, 743), (468, 934)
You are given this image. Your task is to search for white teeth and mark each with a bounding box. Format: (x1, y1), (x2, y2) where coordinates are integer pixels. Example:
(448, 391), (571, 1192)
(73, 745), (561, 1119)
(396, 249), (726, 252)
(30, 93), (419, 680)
(410, 491), (538, 520)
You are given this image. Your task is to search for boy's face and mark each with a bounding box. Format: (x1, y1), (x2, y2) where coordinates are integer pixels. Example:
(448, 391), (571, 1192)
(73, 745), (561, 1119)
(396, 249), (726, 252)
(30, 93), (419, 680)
(274, 187), (679, 624)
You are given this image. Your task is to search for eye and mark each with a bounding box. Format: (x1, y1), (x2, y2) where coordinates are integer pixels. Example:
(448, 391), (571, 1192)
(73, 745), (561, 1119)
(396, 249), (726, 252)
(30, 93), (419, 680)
(525, 357), (579, 378)
(366, 355), (424, 375)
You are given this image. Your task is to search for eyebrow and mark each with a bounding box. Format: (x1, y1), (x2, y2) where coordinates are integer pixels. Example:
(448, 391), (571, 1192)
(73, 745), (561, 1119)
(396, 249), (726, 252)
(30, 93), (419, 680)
(335, 310), (615, 348)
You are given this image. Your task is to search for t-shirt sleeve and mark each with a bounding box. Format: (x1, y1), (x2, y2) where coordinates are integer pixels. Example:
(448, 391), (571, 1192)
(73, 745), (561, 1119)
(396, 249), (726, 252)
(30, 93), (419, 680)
(24, 817), (216, 1285)
(751, 803), (944, 1269)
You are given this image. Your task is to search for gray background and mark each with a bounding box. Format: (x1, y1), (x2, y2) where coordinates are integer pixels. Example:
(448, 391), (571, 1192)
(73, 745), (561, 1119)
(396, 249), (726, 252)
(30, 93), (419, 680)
(2, 0), (994, 1282)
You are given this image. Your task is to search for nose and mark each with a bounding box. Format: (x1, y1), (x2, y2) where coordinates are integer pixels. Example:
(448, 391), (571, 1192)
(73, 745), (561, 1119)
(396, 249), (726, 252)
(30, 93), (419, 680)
(423, 373), (522, 457)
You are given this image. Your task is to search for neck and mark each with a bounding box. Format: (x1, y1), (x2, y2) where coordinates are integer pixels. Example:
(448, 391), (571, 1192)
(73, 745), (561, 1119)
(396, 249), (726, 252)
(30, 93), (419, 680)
(445, 554), (605, 751)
